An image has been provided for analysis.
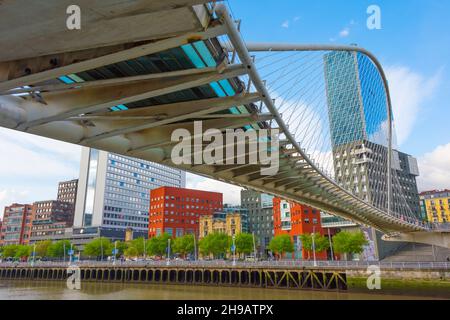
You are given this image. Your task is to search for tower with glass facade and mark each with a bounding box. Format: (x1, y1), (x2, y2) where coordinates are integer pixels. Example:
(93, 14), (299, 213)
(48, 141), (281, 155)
(323, 51), (421, 260)
(324, 51), (420, 218)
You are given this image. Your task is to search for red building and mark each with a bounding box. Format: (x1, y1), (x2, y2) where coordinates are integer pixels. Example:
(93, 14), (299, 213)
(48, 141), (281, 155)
(0, 203), (33, 246)
(148, 187), (223, 238)
(273, 198), (327, 260)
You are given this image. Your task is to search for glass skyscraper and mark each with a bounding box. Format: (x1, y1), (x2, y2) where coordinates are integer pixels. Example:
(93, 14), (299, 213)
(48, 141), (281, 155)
(74, 147), (186, 233)
(324, 51), (421, 260)
(324, 51), (420, 218)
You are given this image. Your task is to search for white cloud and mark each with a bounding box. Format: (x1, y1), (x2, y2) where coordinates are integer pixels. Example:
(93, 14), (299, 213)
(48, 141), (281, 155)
(293, 16), (300, 22)
(417, 143), (450, 191)
(385, 66), (442, 145)
(339, 27), (350, 38)
(0, 128), (81, 219)
(186, 173), (242, 205)
(281, 20), (289, 28)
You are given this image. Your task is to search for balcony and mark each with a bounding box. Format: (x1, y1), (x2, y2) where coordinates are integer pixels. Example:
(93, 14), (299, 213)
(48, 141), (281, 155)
(351, 146), (373, 156)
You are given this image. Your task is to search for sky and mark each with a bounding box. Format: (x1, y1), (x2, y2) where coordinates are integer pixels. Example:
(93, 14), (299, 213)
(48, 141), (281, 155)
(1, 0), (449, 218)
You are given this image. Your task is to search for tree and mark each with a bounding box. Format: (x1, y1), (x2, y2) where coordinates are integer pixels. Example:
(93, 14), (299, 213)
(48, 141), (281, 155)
(172, 234), (194, 258)
(83, 237), (112, 258)
(1, 245), (19, 258)
(124, 246), (139, 258)
(268, 235), (294, 259)
(113, 241), (128, 257)
(147, 233), (172, 257)
(299, 233), (330, 259)
(47, 240), (74, 258)
(15, 245), (32, 259)
(128, 237), (147, 256)
(199, 233), (231, 259)
(333, 231), (369, 260)
(235, 233), (254, 258)
(34, 240), (52, 257)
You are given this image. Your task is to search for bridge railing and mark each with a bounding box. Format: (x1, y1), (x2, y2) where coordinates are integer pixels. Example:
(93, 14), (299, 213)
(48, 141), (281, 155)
(1, 260), (449, 270)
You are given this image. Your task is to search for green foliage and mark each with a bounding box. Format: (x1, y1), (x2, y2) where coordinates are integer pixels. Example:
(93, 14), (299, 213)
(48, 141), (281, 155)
(15, 245), (32, 258)
(47, 240), (74, 258)
(172, 234), (195, 257)
(114, 241), (128, 256)
(199, 233), (231, 259)
(34, 240), (52, 257)
(124, 246), (139, 258)
(268, 234), (294, 257)
(332, 231), (369, 258)
(83, 237), (112, 257)
(1, 245), (19, 258)
(235, 233), (254, 256)
(128, 237), (147, 256)
(147, 233), (172, 257)
(300, 233), (330, 254)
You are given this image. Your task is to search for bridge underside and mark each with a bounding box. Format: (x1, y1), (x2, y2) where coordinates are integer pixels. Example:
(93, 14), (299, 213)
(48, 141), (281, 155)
(383, 232), (450, 249)
(0, 1), (428, 235)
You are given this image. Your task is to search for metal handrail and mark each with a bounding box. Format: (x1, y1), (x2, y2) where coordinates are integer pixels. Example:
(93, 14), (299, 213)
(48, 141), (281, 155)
(1, 260), (449, 270)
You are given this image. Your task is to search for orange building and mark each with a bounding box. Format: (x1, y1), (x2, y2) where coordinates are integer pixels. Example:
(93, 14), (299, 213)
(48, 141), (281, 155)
(148, 187), (223, 238)
(273, 198), (327, 260)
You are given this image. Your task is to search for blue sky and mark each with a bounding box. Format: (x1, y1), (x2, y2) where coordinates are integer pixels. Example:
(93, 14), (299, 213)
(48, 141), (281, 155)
(227, 0), (450, 156)
(0, 1), (449, 217)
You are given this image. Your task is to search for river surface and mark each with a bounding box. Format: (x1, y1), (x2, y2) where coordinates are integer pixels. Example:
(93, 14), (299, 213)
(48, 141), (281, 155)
(0, 280), (448, 300)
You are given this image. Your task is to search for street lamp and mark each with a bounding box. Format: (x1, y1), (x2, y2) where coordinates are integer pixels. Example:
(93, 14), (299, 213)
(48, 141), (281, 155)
(166, 238), (171, 266)
(232, 235), (236, 266)
(193, 233), (197, 261)
(143, 237), (146, 261)
(328, 228), (334, 261)
(113, 241), (117, 266)
(312, 226), (317, 267)
(31, 243), (36, 267)
(252, 232), (257, 262)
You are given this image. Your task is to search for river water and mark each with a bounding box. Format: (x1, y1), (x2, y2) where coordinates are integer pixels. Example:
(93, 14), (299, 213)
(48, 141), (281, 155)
(0, 280), (447, 300)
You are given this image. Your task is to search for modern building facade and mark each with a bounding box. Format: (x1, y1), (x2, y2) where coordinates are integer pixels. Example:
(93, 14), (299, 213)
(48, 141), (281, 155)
(0, 203), (33, 246)
(273, 198), (327, 260)
(323, 51), (422, 260)
(57, 179), (78, 205)
(199, 212), (244, 238)
(324, 51), (421, 218)
(148, 187), (222, 238)
(29, 200), (75, 242)
(74, 147), (186, 234)
(420, 190), (450, 223)
(240, 189), (274, 257)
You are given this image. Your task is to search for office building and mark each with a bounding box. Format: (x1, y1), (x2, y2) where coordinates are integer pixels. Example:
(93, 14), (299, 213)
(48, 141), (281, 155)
(323, 51), (421, 260)
(0, 203), (33, 246)
(29, 200), (75, 242)
(149, 187), (222, 238)
(57, 179), (78, 205)
(240, 189), (274, 257)
(273, 198), (327, 260)
(420, 190), (450, 223)
(74, 147), (186, 234)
